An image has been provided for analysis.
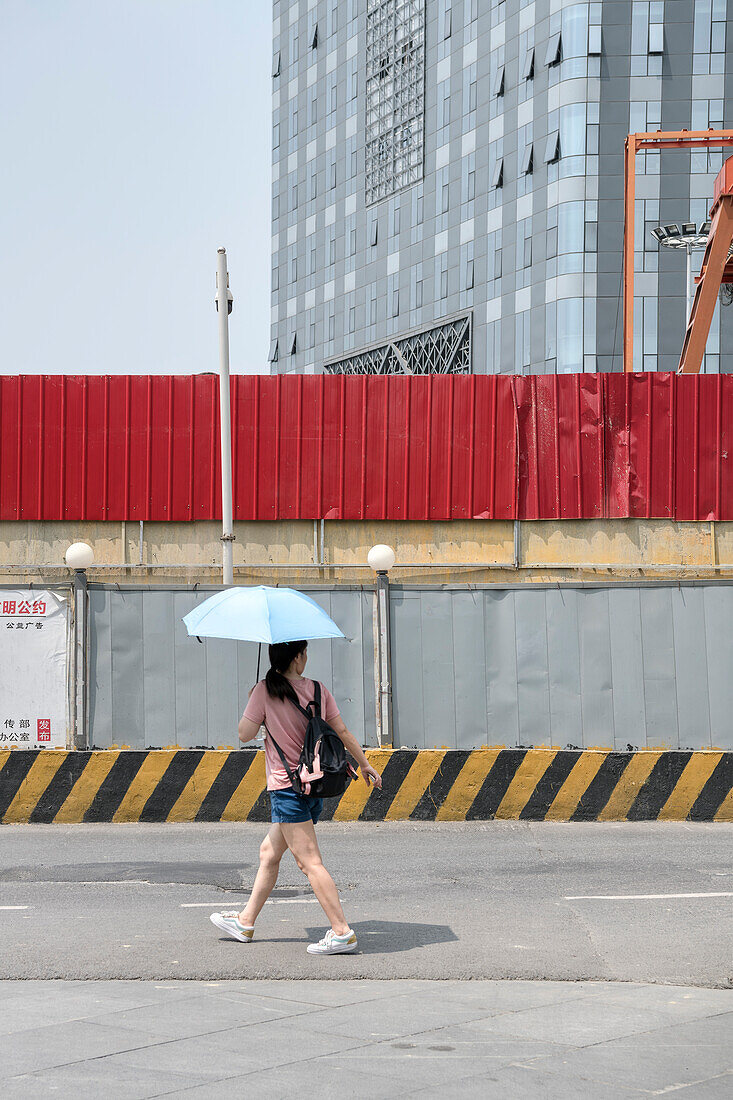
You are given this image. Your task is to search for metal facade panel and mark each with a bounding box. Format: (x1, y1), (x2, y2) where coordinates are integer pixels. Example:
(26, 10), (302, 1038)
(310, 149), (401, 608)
(639, 587), (679, 749)
(109, 590), (145, 748)
(451, 589), (490, 750)
(577, 589), (615, 746)
(483, 590), (520, 745)
(140, 589), (177, 748)
(513, 589), (552, 745)
(545, 587), (583, 747)
(702, 586), (733, 750)
(671, 587), (712, 749)
(607, 587), (648, 750)
(420, 593), (458, 748)
(88, 588), (113, 747)
(390, 591), (426, 749)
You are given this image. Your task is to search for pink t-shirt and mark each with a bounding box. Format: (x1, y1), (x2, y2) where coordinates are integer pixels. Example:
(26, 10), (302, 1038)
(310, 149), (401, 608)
(242, 677), (340, 791)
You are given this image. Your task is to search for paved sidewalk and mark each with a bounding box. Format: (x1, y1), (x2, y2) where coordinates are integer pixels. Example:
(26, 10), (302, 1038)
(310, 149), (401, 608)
(1, 980), (731, 1098)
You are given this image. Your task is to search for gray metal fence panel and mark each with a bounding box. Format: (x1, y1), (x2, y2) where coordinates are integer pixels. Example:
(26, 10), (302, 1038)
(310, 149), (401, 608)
(546, 587), (582, 747)
(608, 588), (646, 749)
(88, 582), (733, 752)
(703, 586), (733, 749)
(387, 584), (733, 751)
(88, 586), (373, 749)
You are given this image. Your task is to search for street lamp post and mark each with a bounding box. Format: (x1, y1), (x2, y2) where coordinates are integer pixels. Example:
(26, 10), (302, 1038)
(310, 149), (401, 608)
(65, 541), (94, 750)
(215, 248), (235, 587)
(651, 221), (711, 322)
(368, 544), (396, 748)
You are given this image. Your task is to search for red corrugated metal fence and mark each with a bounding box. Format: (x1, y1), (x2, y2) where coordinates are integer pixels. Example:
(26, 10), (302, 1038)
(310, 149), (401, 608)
(1, 373), (731, 522)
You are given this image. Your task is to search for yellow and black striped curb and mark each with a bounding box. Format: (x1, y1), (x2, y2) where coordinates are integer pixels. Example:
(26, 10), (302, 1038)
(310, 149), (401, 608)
(1, 748), (731, 824)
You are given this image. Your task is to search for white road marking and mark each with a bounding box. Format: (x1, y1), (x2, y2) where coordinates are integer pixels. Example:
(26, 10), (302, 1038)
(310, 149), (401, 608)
(0, 906), (30, 910)
(180, 899), (318, 907)
(564, 892), (733, 900)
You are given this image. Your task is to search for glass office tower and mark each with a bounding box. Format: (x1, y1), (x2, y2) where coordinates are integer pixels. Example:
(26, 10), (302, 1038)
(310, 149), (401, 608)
(269, 0), (733, 375)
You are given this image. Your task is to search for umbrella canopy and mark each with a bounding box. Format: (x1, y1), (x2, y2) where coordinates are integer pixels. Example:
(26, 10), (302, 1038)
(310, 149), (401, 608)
(182, 585), (346, 644)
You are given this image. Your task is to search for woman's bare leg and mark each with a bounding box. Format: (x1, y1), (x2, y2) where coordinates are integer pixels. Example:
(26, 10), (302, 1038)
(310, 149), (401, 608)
(238, 825), (289, 926)
(280, 820), (350, 935)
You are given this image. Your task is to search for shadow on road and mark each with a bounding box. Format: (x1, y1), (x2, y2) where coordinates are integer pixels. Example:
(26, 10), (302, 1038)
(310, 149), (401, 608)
(306, 920), (459, 953)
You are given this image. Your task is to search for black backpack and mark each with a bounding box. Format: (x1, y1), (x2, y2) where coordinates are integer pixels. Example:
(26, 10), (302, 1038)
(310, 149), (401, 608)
(267, 682), (359, 799)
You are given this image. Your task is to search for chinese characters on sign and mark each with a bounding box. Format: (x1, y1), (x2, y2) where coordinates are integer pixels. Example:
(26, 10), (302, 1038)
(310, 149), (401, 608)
(0, 590), (69, 749)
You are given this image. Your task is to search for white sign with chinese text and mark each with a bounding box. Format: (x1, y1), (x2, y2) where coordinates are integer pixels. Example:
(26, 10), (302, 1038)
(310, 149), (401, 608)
(0, 590), (69, 749)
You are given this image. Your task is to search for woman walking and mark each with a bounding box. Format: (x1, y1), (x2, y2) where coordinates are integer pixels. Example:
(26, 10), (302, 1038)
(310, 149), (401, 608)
(211, 640), (382, 955)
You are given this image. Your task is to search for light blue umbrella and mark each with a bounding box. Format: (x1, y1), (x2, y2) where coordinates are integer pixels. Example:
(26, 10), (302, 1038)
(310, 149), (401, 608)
(182, 585), (346, 644)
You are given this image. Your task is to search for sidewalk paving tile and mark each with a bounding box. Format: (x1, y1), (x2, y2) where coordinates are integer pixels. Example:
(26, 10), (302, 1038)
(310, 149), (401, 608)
(91, 989), (317, 1040)
(4, 1061), (211, 1100)
(0, 1020), (165, 1080)
(474, 992), (724, 1046)
(513, 1013), (733, 1094)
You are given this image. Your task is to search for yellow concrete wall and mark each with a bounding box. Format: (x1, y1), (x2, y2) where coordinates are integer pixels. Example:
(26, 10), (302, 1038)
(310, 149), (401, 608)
(1, 518), (732, 586)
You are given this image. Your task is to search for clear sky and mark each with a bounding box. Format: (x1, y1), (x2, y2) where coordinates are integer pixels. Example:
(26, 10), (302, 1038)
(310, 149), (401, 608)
(0, 0), (271, 375)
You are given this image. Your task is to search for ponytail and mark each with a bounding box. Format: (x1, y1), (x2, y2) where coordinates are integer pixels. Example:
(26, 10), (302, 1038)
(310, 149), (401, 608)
(265, 640), (308, 702)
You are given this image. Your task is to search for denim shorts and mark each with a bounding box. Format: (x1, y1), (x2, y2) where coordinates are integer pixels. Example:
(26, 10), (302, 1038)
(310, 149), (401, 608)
(269, 787), (324, 825)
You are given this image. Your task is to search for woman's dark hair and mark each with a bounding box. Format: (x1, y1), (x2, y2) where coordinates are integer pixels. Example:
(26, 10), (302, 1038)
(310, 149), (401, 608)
(265, 640), (308, 702)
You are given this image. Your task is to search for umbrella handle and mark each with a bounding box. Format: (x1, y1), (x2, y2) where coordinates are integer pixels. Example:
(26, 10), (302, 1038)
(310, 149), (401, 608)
(256, 642), (261, 683)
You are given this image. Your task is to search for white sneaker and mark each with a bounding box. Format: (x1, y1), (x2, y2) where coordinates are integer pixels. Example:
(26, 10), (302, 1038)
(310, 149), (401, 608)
(210, 911), (254, 942)
(306, 928), (358, 955)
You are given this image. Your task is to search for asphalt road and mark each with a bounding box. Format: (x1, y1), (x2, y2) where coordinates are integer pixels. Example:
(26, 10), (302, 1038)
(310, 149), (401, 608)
(1, 821), (731, 986)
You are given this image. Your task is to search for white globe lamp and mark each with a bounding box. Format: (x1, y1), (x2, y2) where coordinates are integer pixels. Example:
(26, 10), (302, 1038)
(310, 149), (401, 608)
(368, 544), (396, 574)
(65, 542), (95, 570)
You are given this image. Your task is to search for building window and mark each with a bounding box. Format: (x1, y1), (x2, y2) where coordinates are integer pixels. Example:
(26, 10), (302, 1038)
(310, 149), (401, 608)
(544, 131), (560, 163)
(310, 22), (319, 49)
(521, 144), (533, 175)
(438, 78), (451, 132)
(694, 0), (726, 75)
(370, 218), (379, 246)
(444, 5), (452, 38)
(516, 310), (530, 371)
(491, 158), (504, 189)
(268, 338), (279, 362)
(588, 23), (602, 54)
(328, 74), (338, 115)
(522, 47), (535, 80)
(648, 17), (664, 53)
(272, 50), (281, 77)
(365, 0), (426, 204)
(546, 32), (562, 66)
(289, 332), (297, 355)
(492, 65), (505, 97)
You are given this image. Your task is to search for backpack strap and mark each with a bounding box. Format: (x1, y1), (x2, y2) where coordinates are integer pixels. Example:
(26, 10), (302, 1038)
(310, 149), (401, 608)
(286, 681), (322, 722)
(264, 726), (301, 792)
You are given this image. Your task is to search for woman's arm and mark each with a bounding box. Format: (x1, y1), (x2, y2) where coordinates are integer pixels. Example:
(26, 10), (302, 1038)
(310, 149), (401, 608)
(238, 715), (262, 745)
(329, 715), (382, 788)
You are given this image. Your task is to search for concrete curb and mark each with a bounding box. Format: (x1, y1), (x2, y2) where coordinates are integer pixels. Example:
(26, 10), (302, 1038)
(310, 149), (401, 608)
(0, 748), (731, 824)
